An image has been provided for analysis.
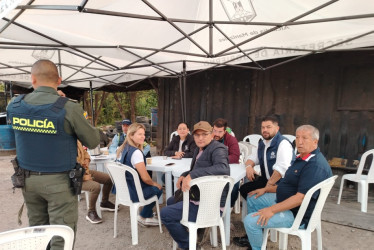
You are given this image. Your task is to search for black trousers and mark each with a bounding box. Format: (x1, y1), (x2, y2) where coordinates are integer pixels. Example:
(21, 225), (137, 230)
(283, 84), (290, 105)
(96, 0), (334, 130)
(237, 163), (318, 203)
(239, 176), (268, 199)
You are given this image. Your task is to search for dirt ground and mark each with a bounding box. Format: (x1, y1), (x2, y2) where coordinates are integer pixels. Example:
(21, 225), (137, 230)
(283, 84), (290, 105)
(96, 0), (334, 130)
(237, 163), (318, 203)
(1, 154), (373, 250)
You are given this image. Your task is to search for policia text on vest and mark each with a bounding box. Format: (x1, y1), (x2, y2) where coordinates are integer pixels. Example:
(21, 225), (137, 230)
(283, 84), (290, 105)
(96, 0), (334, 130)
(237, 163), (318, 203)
(12, 116), (57, 134)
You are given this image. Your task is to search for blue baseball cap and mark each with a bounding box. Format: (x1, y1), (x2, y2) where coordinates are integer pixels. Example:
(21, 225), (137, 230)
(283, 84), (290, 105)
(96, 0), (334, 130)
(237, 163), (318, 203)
(122, 119), (132, 125)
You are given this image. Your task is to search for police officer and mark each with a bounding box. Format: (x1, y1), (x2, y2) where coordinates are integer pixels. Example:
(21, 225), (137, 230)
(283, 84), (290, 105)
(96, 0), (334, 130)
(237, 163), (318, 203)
(7, 60), (100, 250)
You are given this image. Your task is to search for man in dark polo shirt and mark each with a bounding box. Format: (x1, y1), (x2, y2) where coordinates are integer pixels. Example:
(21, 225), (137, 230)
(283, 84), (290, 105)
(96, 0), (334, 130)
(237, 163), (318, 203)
(242, 125), (332, 250)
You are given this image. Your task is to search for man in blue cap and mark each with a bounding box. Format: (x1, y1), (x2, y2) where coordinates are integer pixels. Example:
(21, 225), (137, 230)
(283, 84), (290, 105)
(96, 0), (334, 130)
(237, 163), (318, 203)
(109, 118), (131, 154)
(109, 119), (151, 157)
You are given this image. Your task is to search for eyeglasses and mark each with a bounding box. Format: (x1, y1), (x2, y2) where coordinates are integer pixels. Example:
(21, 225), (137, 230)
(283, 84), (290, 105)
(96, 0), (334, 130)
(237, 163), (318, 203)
(213, 129), (225, 134)
(193, 132), (211, 138)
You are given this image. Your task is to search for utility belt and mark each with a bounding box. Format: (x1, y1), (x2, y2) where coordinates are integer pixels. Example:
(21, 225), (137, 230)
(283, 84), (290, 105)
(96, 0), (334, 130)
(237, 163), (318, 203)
(27, 170), (70, 176)
(11, 157), (85, 195)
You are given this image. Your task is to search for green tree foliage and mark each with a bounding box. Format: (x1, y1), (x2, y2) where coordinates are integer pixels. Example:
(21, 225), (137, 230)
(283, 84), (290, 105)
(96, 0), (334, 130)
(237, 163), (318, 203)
(95, 89), (158, 126)
(0, 82), (7, 111)
(136, 90), (158, 117)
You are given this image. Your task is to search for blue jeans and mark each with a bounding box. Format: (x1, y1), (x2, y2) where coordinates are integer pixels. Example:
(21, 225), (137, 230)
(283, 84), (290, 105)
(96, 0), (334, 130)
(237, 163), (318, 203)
(243, 193), (294, 250)
(130, 185), (162, 218)
(161, 197), (199, 249)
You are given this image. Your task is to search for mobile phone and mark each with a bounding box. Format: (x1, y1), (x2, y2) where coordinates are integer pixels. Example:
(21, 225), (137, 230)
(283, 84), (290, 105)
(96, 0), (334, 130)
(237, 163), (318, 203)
(165, 163), (175, 166)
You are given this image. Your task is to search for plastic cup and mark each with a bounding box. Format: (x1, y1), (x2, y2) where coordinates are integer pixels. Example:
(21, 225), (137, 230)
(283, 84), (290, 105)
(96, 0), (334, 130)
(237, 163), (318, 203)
(163, 156), (167, 160)
(146, 158), (152, 165)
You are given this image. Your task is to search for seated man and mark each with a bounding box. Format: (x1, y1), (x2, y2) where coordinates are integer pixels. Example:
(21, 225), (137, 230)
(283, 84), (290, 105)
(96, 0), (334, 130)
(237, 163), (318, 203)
(109, 119), (151, 157)
(161, 121), (230, 250)
(243, 125), (332, 250)
(77, 140), (115, 224)
(234, 115), (294, 247)
(212, 118), (240, 207)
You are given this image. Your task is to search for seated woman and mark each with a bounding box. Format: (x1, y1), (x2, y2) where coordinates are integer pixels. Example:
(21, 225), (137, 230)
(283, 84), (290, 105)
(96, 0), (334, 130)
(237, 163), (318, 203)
(164, 122), (197, 159)
(116, 123), (162, 227)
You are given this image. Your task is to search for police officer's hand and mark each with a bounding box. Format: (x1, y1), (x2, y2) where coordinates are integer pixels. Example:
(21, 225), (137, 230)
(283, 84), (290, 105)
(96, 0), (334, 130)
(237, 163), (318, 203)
(57, 90), (66, 97)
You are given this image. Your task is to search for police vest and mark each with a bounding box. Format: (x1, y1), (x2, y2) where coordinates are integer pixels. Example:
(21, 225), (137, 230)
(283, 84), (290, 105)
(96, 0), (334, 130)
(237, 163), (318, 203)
(7, 95), (77, 172)
(120, 144), (147, 202)
(257, 132), (295, 179)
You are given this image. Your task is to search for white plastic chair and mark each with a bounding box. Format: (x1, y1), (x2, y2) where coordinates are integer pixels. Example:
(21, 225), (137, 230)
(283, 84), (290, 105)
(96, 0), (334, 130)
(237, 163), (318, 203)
(235, 142), (252, 214)
(105, 162), (163, 245)
(78, 190), (89, 210)
(261, 175), (338, 250)
(0, 225), (74, 250)
(337, 149), (374, 212)
(283, 134), (296, 143)
(170, 131), (178, 142)
(238, 142), (250, 165)
(243, 134), (262, 147)
(172, 175), (234, 250)
(283, 134), (297, 154)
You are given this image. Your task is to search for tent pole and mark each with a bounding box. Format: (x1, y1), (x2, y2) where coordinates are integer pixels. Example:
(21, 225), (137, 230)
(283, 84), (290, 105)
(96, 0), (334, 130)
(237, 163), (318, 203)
(89, 81), (95, 126)
(183, 61), (187, 123)
(179, 76), (185, 123)
(209, 0), (213, 56)
(4, 82), (8, 106)
(9, 82), (13, 98)
(58, 50), (62, 79)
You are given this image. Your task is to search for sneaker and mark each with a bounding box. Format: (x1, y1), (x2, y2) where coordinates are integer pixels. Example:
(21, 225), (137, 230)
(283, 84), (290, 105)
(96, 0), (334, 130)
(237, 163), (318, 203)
(100, 201), (116, 212)
(137, 215), (159, 227)
(86, 211), (103, 224)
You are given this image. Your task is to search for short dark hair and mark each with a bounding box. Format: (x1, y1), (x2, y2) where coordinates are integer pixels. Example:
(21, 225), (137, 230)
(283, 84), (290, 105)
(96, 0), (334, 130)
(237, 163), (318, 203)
(177, 122), (189, 129)
(261, 115), (279, 125)
(213, 118), (227, 129)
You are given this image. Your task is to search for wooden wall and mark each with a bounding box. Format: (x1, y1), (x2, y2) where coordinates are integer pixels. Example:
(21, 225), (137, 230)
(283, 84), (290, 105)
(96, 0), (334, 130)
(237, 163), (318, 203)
(156, 51), (374, 165)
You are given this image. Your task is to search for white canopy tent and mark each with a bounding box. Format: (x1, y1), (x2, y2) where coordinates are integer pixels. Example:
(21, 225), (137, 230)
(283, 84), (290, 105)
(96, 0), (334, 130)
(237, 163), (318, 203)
(0, 0), (373, 91)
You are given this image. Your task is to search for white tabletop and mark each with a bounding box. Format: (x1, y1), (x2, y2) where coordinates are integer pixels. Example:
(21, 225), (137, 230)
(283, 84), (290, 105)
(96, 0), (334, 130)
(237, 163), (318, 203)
(146, 156), (192, 203)
(146, 156), (192, 172)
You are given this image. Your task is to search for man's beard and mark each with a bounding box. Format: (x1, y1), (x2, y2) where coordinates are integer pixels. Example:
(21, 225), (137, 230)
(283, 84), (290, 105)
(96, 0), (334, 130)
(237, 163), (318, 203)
(214, 135), (224, 141)
(262, 133), (274, 140)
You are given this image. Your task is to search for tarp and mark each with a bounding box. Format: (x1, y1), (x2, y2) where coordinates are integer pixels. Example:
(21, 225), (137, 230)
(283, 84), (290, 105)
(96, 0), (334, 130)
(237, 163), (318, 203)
(0, 0), (373, 90)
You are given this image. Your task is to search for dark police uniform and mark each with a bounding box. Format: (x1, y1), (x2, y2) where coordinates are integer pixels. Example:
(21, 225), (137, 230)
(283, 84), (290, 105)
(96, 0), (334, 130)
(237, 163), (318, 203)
(7, 86), (99, 250)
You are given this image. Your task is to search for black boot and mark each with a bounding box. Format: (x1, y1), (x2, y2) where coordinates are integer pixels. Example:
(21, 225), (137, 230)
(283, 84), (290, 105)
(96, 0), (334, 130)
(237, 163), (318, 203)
(233, 235), (250, 247)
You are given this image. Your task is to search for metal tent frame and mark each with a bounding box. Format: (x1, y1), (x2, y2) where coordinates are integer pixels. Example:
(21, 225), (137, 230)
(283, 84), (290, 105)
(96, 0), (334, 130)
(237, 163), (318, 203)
(1, 0), (374, 122)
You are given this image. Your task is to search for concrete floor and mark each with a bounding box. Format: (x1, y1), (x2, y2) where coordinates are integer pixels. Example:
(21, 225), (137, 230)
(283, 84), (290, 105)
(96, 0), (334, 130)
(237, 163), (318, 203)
(322, 185), (374, 231)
